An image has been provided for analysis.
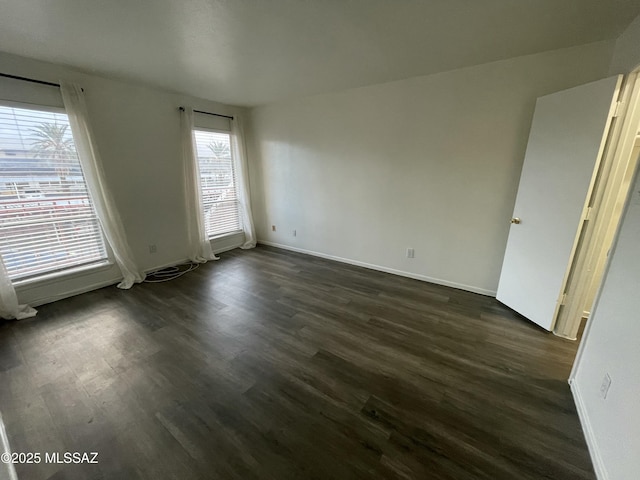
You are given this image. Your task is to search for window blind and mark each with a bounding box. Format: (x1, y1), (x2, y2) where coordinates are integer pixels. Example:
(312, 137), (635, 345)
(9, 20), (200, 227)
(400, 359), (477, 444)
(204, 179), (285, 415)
(193, 129), (241, 237)
(0, 104), (108, 281)
(0, 76), (65, 109)
(193, 111), (231, 132)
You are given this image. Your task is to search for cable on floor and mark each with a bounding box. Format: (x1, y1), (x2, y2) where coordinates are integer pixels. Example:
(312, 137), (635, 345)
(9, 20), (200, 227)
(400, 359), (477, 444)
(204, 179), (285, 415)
(143, 262), (200, 283)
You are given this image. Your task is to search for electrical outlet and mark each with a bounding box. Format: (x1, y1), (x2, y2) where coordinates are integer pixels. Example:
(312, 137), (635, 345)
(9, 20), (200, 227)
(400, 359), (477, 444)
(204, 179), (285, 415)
(271, 225), (276, 232)
(148, 244), (157, 254)
(406, 248), (415, 258)
(600, 373), (612, 399)
(293, 229), (297, 237)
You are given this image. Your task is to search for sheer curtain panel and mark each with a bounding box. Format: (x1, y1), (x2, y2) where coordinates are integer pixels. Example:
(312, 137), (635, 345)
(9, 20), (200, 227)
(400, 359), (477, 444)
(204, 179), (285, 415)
(0, 254), (36, 320)
(181, 107), (218, 262)
(230, 115), (257, 249)
(60, 82), (144, 289)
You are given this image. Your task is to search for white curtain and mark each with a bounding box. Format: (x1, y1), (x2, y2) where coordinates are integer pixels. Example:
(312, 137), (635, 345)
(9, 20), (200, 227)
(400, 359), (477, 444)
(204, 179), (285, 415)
(60, 82), (144, 289)
(230, 115), (257, 249)
(0, 254), (36, 320)
(181, 107), (218, 262)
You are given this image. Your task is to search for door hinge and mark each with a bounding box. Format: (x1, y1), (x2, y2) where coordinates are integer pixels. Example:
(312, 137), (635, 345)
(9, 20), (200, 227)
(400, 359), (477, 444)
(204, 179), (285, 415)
(613, 101), (624, 118)
(560, 293), (568, 306)
(584, 206), (593, 221)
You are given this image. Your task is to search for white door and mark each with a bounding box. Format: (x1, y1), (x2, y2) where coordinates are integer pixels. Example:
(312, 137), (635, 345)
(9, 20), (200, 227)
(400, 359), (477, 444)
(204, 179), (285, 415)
(496, 76), (622, 331)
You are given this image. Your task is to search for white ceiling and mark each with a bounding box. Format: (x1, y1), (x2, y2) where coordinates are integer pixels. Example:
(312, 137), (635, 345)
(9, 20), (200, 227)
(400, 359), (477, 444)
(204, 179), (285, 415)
(0, 0), (639, 106)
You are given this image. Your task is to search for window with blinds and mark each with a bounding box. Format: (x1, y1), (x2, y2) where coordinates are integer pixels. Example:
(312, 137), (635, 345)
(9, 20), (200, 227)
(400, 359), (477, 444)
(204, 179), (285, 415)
(193, 129), (241, 237)
(0, 104), (108, 281)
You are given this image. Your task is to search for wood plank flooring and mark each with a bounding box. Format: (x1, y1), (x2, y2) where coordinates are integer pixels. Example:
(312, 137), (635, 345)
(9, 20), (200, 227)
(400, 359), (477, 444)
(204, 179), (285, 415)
(0, 245), (594, 479)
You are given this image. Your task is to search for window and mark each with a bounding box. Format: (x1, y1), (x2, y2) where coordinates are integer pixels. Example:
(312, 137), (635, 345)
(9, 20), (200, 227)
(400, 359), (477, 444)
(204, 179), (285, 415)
(193, 129), (241, 237)
(0, 104), (108, 281)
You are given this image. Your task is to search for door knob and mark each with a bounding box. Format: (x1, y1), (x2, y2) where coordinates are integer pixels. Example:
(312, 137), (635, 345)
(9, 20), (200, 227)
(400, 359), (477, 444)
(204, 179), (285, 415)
(510, 217), (521, 224)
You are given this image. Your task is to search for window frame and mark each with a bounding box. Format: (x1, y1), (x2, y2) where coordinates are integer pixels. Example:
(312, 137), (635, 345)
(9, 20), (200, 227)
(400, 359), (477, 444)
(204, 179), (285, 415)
(0, 99), (113, 284)
(192, 126), (243, 240)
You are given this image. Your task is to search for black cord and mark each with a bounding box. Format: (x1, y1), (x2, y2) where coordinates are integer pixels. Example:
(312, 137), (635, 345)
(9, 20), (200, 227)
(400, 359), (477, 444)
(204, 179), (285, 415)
(144, 262), (200, 283)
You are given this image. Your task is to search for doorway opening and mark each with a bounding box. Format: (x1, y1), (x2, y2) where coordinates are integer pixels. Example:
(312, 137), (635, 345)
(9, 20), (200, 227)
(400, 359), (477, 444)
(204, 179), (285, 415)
(554, 69), (640, 339)
(496, 68), (640, 339)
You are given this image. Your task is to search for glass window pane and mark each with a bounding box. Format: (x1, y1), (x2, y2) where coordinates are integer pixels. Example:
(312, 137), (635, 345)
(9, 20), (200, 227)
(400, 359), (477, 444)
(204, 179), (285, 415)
(0, 104), (108, 280)
(193, 130), (241, 237)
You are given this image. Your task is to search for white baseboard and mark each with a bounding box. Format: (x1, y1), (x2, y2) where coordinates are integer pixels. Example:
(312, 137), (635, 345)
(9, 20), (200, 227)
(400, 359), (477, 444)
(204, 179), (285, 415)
(143, 244), (241, 275)
(144, 234), (243, 274)
(144, 258), (189, 274)
(258, 240), (496, 296)
(570, 381), (608, 480)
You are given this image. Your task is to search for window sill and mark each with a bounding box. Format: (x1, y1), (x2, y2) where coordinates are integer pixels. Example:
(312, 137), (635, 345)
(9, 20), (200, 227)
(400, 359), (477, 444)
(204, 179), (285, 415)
(13, 260), (114, 290)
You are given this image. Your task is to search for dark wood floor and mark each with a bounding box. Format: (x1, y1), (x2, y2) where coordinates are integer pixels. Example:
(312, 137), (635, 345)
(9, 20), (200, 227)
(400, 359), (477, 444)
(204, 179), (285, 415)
(0, 245), (594, 480)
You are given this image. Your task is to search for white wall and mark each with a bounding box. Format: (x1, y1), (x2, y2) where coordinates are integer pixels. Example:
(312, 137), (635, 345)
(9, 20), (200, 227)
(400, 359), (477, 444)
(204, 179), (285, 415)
(609, 13), (640, 74)
(247, 41), (614, 294)
(571, 165), (640, 480)
(0, 51), (246, 306)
